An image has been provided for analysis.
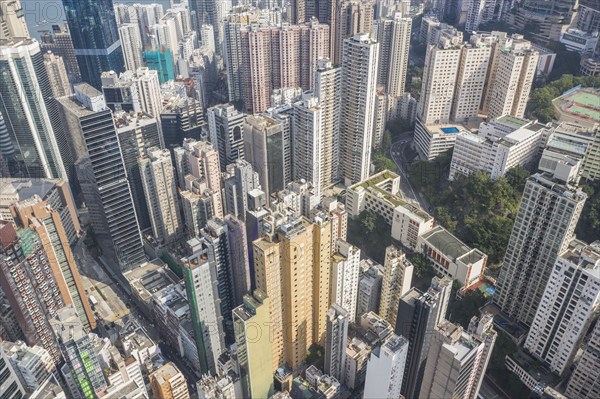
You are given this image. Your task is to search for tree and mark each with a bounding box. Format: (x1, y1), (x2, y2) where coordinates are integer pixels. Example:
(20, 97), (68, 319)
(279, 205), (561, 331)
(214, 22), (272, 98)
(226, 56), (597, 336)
(361, 210), (377, 233)
(448, 290), (487, 328)
(373, 153), (397, 173)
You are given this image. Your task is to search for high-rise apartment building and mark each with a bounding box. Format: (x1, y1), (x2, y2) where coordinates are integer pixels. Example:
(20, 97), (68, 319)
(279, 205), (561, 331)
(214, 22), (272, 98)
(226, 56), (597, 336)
(0, 0), (28, 38)
(56, 84), (146, 272)
(566, 319), (600, 399)
(363, 334), (409, 399)
(0, 38), (70, 181)
(524, 240), (600, 376)
(313, 59), (342, 188)
(224, 14), (329, 113)
(324, 304), (349, 381)
(376, 13), (411, 97)
(115, 111), (162, 231)
(464, 0), (497, 32)
(62, 0), (125, 88)
(174, 138), (224, 219)
(223, 215), (251, 307)
(233, 290), (274, 399)
(223, 160), (261, 220)
(51, 306), (107, 398)
(207, 104), (245, 171)
(0, 341), (55, 393)
(312, 210), (335, 345)
(482, 32), (539, 119)
(0, 222), (64, 363)
(356, 260), (384, 319)
(244, 114), (291, 197)
(39, 24), (81, 83)
(149, 363), (190, 399)
(331, 0), (374, 64)
(118, 23), (144, 72)
(11, 200), (95, 331)
(253, 218), (315, 371)
(379, 246), (414, 327)
(396, 279), (452, 399)
(161, 95), (205, 150)
(180, 237), (225, 375)
(0, 343), (26, 399)
(139, 147), (183, 245)
(419, 317), (496, 399)
(101, 69), (163, 120)
(43, 52), (72, 98)
(494, 172), (587, 326)
(340, 34), (379, 185)
(331, 241), (361, 321)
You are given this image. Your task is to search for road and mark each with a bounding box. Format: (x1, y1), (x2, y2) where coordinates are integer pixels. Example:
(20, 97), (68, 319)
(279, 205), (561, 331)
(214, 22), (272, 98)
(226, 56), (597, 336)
(389, 132), (431, 212)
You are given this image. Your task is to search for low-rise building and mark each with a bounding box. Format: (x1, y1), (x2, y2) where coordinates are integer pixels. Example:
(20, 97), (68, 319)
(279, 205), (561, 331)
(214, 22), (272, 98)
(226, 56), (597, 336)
(414, 120), (477, 161)
(552, 86), (600, 130)
(343, 337), (371, 390)
(417, 225), (487, 287)
(560, 29), (599, 55)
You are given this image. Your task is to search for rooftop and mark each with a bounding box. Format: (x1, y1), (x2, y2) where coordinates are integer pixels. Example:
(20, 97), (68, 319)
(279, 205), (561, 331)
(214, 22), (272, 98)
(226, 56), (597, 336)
(496, 115), (531, 129)
(422, 226), (472, 260)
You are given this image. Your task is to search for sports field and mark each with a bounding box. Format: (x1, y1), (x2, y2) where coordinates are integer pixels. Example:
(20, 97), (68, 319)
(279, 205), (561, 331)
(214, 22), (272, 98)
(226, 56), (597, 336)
(560, 90), (600, 121)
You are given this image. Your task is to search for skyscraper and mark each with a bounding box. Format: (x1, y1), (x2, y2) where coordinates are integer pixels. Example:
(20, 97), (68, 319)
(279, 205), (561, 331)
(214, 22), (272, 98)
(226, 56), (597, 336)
(331, 241), (361, 321)
(11, 200), (95, 332)
(115, 111), (162, 231)
(207, 104), (245, 171)
(180, 237), (225, 375)
(224, 215), (252, 307)
(56, 84), (146, 272)
(244, 114), (290, 197)
(566, 319), (600, 399)
(396, 278), (452, 399)
(139, 147), (183, 245)
(331, 0), (375, 64)
(313, 59), (342, 188)
(324, 304), (349, 381)
(0, 0), (28, 38)
(494, 172), (587, 327)
(253, 217), (315, 371)
(339, 34), (379, 185)
(481, 32), (539, 119)
(363, 334), (409, 399)
(174, 139), (224, 219)
(62, 0), (125, 89)
(161, 96), (205, 150)
(118, 23), (144, 72)
(524, 240), (600, 376)
(376, 13), (411, 97)
(39, 24), (82, 83)
(43, 52), (72, 98)
(233, 290), (274, 399)
(0, 38), (70, 181)
(0, 222), (64, 363)
(224, 14), (329, 113)
(379, 246), (414, 327)
(50, 306), (107, 399)
(223, 160), (261, 220)
(419, 317), (496, 399)
(292, 94), (323, 193)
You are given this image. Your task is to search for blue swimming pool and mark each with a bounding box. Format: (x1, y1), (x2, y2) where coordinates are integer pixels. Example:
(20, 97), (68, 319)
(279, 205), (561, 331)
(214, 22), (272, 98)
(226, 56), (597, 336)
(441, 127), (460, 134)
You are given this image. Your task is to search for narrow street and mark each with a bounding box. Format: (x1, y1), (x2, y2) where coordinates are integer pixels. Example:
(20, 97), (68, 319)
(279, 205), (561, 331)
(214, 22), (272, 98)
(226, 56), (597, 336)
(389, 132), (431, 212)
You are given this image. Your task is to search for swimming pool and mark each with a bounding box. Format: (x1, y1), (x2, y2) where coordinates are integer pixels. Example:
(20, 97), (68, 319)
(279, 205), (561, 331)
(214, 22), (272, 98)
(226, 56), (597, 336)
(440, 127), (460, 134)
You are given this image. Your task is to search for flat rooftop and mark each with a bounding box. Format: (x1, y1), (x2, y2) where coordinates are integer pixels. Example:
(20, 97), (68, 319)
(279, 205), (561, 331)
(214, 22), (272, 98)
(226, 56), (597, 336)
(496, 115), (531, 129)
(553, 87), (600, 124)
(422, 226), (472, 260)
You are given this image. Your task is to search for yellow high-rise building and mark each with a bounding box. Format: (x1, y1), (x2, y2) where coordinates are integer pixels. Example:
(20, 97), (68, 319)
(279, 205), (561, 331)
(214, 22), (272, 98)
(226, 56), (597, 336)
(312, 215), (333, 345)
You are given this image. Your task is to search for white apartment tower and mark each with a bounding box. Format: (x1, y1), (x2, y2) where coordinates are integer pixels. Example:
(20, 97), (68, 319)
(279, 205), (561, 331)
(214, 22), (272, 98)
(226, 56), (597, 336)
(119, 23), (144, 71)
(483, 33), (539, 119)
(314, 59), (342, 188)
(139, 147), (183, 245)
(376, 13), (412, 97)
(524, 240), (600, 376)
(324, 304), (349, 382)
(43, 51), (72, 98)
(363, 334), (409, 399)
(566, 320), (600, 399)
(379, 245), (414, 327)
(418, 30), (462, 125)
(292, 94), (323, 195)
(207, 104), (245, 171)
(331, 241), (361, 321)
(494, 172), (587, 327)
(135, 68), (163, 120)
(340, 34), (379, 185)
(419, 317), (496, 399)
